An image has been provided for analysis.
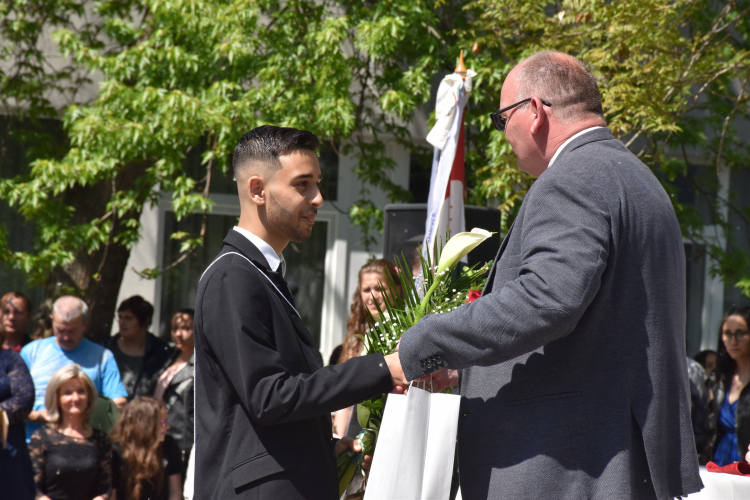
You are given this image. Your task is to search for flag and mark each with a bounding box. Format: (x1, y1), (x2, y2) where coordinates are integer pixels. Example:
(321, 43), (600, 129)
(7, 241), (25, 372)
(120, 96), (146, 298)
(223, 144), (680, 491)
(422, 59), (476, 267)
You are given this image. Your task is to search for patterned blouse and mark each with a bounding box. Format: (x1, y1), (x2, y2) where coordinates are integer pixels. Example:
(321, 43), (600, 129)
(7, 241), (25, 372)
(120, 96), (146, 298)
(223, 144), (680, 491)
(29, 427), (112, 500)
(0, 349), (34, 424)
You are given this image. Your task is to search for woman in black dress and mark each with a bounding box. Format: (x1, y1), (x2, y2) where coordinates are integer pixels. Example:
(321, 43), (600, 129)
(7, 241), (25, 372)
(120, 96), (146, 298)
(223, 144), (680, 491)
(0, 334), (35, 500)
(111, 397), (182, 500)
(28, 364), (112, 500)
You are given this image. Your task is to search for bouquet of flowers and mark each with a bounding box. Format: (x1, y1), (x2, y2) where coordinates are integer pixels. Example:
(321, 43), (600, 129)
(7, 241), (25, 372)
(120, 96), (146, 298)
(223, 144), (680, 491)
(337, 228), (493, 499)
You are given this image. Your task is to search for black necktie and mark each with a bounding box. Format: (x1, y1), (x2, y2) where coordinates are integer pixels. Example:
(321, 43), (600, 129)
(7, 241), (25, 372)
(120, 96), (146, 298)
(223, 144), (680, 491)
(265, 268), (296, 307)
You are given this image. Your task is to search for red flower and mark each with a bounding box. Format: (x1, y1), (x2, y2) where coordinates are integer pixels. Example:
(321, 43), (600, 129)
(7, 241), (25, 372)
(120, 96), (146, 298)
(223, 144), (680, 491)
(465, 289), (482, 303)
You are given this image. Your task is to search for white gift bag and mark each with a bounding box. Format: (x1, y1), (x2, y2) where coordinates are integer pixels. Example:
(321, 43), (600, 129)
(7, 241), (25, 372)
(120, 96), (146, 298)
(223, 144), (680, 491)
(364, 385), (461, 500)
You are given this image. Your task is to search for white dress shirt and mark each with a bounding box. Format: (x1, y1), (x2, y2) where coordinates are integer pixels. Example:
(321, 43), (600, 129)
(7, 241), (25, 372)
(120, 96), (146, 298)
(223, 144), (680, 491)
(232, 226), (286, 277)
(547, 126), (604, 169)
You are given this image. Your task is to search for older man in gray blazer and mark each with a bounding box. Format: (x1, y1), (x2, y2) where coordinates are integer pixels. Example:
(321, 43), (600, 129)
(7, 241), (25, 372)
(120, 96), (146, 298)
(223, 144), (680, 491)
(397, 51), (703, 499)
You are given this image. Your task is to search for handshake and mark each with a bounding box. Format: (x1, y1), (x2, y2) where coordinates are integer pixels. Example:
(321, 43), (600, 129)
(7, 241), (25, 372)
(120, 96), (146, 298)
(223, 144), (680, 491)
(382, 352), (458, 395)
(334, 352), (459, 477)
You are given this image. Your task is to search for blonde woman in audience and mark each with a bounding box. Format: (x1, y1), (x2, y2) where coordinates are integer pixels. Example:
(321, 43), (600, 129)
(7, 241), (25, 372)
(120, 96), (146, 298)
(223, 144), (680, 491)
(28, 364), (112, 500)
(333, 259), (402, 438)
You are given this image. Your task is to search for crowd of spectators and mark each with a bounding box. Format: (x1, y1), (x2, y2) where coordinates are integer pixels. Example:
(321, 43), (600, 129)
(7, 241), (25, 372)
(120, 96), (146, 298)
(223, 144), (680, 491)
(1, 282), (750, 498)
(0, 291), (195, 500)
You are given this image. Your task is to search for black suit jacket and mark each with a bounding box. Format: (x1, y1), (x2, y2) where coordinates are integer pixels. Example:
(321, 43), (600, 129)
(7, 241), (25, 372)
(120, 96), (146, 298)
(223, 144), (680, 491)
(194, 230), (392, 499)
(106, 332), (174, 400)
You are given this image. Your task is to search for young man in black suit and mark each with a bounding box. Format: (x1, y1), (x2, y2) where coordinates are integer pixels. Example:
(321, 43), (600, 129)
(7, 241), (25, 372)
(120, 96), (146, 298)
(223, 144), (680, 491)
(194, 125), (408, 499)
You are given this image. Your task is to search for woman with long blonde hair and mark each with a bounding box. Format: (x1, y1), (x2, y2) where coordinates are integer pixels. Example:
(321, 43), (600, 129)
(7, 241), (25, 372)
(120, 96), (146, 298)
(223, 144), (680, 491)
(333, 259), (402, 438)
(111, 397), (182, 500)
(28, 364), (112, 500)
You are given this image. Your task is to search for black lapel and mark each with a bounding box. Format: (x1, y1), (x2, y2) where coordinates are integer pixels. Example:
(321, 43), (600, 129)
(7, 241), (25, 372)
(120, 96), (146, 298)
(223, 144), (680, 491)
(264, 269), (296, 308)
(223, 230), (276, 272)
(168, 362), (192, 387)
(222, 230), (322, 372)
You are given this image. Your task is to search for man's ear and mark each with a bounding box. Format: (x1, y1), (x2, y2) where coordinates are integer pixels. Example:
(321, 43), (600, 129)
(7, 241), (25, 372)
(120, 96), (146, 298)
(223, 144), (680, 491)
(529, 96), (547, 135)
(248, 175), (266, 206)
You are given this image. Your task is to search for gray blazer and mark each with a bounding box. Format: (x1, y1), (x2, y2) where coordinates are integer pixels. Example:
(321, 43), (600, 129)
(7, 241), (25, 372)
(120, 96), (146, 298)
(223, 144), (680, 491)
(399, 128), (703, 499)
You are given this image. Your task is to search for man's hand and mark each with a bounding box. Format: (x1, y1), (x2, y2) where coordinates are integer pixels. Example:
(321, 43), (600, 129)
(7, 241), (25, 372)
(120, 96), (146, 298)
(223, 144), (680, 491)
(28, 409), (49, 424)
(384, 352), (410, 393)
(427, 368), (458, 393)
(335, 436), (373, 472)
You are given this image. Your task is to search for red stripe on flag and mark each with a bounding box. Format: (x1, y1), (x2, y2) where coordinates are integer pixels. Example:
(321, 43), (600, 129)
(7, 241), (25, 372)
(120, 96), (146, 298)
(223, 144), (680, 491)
(445, 112), (466, 199)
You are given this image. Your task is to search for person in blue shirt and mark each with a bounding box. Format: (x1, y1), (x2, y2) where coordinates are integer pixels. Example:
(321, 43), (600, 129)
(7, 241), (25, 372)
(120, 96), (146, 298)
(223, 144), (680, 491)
(712, 307), (750, 466)
(20, 296), (128, 440)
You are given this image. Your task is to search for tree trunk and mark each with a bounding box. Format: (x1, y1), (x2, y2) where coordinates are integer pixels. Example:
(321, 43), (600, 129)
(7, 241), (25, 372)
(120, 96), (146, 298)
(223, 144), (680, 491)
(45, 162), (150, 344)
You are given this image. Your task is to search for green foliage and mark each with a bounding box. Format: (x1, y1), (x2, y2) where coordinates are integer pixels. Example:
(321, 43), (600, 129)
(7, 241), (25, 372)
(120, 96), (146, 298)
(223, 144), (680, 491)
(461, 0), (750, 297)
(0, 0), (455, 293)
(1, 0), (750, 306)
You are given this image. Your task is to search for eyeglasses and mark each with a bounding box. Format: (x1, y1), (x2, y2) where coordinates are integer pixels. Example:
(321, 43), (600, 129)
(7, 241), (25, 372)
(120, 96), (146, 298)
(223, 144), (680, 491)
(722, 330), (750, 342)
(490, 98), (552, 132)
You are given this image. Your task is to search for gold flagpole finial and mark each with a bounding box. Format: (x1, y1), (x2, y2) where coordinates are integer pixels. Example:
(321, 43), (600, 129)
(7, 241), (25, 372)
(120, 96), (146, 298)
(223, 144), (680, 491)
(455, 50), (467, 80)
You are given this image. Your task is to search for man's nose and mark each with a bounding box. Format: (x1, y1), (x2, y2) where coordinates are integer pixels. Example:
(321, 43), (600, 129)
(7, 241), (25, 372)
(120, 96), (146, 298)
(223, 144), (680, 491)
(310, 186), (323, 208)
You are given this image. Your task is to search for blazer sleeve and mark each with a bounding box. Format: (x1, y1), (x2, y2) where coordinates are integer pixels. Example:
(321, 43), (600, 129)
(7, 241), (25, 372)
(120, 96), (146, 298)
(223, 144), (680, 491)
(199, 261), (393, 426)
(399, 173), (612, 380)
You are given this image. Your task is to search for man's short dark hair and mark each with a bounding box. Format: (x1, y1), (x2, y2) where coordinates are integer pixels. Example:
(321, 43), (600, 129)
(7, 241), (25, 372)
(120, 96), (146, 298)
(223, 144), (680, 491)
(117, 295), (154, 327)
(232, 125), (319, 179)
(516, 51), (604, 123)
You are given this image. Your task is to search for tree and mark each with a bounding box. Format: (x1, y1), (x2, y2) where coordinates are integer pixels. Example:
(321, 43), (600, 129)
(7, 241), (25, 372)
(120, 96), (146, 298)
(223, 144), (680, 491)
(459, 0), (750, 298)
(2, 0), (749, 341)
(0, 0), (460, 340)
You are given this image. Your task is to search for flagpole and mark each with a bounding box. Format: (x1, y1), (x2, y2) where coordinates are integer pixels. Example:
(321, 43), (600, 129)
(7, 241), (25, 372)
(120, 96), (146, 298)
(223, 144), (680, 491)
(421, 51), (475, 279)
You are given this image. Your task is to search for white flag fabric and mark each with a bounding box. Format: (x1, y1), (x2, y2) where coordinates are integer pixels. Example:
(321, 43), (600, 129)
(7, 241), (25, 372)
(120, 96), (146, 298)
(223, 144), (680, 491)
(422, 69), (476, 266)
(364, 387), (461, 500)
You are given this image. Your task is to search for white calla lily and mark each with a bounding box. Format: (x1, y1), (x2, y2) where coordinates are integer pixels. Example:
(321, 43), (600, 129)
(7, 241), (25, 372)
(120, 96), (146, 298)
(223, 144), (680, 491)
(436, 228), (493, 272)
(417, 227), (493, 317)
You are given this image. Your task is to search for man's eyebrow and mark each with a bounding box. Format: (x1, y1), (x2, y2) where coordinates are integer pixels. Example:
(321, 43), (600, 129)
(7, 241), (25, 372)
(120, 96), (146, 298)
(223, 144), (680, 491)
(291, 173), (323, 181)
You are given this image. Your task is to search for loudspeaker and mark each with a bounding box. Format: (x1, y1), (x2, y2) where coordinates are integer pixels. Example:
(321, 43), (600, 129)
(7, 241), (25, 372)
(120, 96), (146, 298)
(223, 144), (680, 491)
(383, 204), (501, 272)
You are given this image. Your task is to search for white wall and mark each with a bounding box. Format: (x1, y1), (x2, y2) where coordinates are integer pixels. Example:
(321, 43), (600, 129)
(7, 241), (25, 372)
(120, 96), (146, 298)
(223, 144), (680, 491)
(110, 201), (160, 336)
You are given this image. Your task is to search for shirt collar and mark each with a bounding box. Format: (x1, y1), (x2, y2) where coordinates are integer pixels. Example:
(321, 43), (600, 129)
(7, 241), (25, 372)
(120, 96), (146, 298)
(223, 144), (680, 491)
(232, 226), (286, 277)
(547, 126), (604, 169)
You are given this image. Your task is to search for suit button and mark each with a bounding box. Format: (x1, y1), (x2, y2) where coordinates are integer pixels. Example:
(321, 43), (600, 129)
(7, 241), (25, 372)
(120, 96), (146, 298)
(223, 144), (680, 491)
(436, 356), (442, 364)
(426, 361), (432, 368)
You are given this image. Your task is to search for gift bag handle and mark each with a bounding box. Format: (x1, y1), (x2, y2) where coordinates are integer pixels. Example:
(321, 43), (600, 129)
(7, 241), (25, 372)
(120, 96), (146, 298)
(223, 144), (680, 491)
(410, 378), (434, 393)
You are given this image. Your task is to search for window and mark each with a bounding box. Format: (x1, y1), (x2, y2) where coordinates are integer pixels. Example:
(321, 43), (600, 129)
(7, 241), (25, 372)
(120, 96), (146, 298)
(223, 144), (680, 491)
(318, 141), (339, 202)
(685, 243), (706, 357)
(0, 115), (66, 310)
(159, 211), (329, 347)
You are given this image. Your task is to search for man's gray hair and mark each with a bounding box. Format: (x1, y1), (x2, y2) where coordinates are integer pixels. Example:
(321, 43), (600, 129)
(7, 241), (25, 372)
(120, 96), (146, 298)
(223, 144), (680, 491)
(52, 296), (90, 323)
(515, 51), (604, 124)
